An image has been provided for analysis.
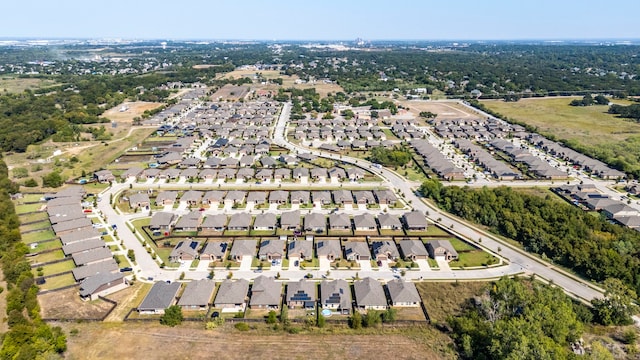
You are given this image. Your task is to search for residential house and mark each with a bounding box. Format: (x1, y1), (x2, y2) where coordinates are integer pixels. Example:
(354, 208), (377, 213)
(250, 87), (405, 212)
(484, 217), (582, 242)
(402, 211), (428, 231)
(72, 258), (118, 281)
(287, 240), (313, 261)
(150, 212), (177, 232)
(253, 213), (277, 231)
(94, 169), (115, 183)
(353, 213), (377, 232)
(199, 168), (218, 180)
(399, 240), (429, 260)
(304, 213), (326, 233)
(268, 190), (289, 204)
(137, 281), (181, 314)
(60, 228), (102, 246)
(353, 190), (376, 205)
(312, 191), (332, 205)
(200, 214), (227, 233)
(236, 167), (255, 181)
(180, 190), (203, 206)
(377, 213), (402, 230)
(62, 238), (105, 256)
(174, 210), (202, 231)
(354, 277), (387, 310)
(332, 190), (354, 205)
(293, 167), (309, 181)
(286, 279), (316, 309)
(249, 276), (281, 309)
(328, 167), (347, 182)
(320, 279), (352, 314)
(290, 191), (310, 205)
(310, 168), (328, 182)
(247, 191), (267, 205)
(386, 279), (421, 307)
(280, 210), (301, 231)
(258, 239), (286, 260)
(200, 241), (228, 261)
(316, 240), (341, 261)
(52, 218), (93, 236)
(229, 239), (257, 261)
(346, 167), (365, 181)
(203, 190), (225, 206)
(214, 279), (249, 312)
(344, 241), (371, 261)
(156, 191), (178, 206)
(177, 279), (216, 310)
(371, 241), (400, 261)
(224, 190), (246, 205)
(255, 169), (273, 181)
(79, 272), (126, 301)
(72, 247), (112, 266)
(169, 240), (200, 262)
(329, 213), (351, 230)
(374, 189), (398, 206)
(227, 213), (252, 231)
(129, 192), (150, 210)
(274, 168), (291, 180)
(426, 240), (459, 261)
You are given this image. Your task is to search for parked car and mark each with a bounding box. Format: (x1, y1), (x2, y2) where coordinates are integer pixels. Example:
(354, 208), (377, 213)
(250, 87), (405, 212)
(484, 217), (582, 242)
(120, 267), (133, 272)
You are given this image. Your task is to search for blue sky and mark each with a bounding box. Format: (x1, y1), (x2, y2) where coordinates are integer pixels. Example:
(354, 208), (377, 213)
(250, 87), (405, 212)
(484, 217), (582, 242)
(3, 0), (639, 40)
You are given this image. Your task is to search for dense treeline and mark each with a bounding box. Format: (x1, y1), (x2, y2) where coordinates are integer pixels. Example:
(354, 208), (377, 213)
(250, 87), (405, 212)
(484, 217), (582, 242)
(368, 147), (411, 167)
(608, 103), (640, 120)
(420, 180), (640, 293)
(0, 157), (67, 358)
(468, 100), (640, 178)
(450, 277), (583, 359)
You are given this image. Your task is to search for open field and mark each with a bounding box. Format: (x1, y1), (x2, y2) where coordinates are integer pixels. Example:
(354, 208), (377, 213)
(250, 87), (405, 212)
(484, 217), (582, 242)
(216, 69), (344, 98)
(59, 322), (452, 360)
(417, 281), (488, 324)
(39, 286), (114, 320)
(0, 77), (59, 93)
(398, 100), (479, 121)
(482, 97), (638, 146)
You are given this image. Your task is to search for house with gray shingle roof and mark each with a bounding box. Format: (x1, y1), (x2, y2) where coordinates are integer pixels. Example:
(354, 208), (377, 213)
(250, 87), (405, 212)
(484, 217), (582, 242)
(399, 239), (429, 260)
(353, 190), (375, 205)
(290, 191), (310, 205)
(169, 239), (200, 262)
(62, 238), (105, 256)
(426, 240), (458, 261)
(316, 240), (341, 261)
(312, 190), (332, 205)
(353, 213), (376, 231)
(332, 190), (353, 204)
(150, 212), (177, 232)
(200, 241), (228, 261)
(288, 240), (313, 261)
(72, 247), (112, 266)
(304, 213), (326, 233)
(258, 239), (285, 260)
(201, 214), (227, 233)
(224, 190), (246, 205)
(286, 279), (316, 309)
(177, 279), (216, 310)
(377, 213), (402, 230)
(374, 189), (398, 205)
(214, 279), (249, 312)
(228, 213), (252, 231)
(386, 279), (421, 307)
(354, 277), (387, 310)
(402, 211), (428, 231)
(138, 281), (181, 314)
(174, 210), (203, 231)
(249, 276), (281, 309)
(180, 190), (203, 206)
(79, 272), (126, 301)
(329, 213), (351, 230)
(280, 210), (301, 230)
(129, 192), (150, 209)
(372, 241), (400, 261)
(254, 213), (277, 231)
(344, 241), (371, 261)
(320, 279), (351, 314)
(203, 190), (225, 205)
(269, 190), (289, 204)
(229, 239), (257, 260)
(247, 191), (267, 204)
(156, 191), (178, 206)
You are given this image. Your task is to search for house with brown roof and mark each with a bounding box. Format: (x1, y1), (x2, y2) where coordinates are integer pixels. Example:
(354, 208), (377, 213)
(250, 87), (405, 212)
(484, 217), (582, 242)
(316, 239), (341, 261)
(249, 276), (281, 309)
(200, 241), (228, 261)
(426, 240), (459, 261)
(399, 239), (429, 260)
(344, 241), (371, 261)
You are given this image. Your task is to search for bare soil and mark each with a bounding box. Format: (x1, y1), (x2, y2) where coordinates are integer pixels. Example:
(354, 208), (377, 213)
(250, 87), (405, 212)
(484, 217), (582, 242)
(39, 286), (115, 320)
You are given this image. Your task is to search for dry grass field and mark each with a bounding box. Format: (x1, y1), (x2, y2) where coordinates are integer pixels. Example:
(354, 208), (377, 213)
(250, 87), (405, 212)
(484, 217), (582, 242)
(0, 77), (59, 93)
(481, 97), (638, 146)
(39, 286), (115, 320)
(216, 69), (344, 98)
(60, 322), (452, 360)
(417, 281), (488, 324)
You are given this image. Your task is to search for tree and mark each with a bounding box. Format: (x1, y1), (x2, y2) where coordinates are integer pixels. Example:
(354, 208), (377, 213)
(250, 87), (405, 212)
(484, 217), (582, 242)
(363, 310), (381, 327)
(419, 111), (437, 119)
(382, 308), (397, 323)
(42, 171), (64, 188)
(266, 310), (277, 324)
(592, 278), (638, 325)
(160, 305), (183, 327)
(349, 311), (362, 329)
(23, 178), (38, 187)
(127, 249), (135, 262)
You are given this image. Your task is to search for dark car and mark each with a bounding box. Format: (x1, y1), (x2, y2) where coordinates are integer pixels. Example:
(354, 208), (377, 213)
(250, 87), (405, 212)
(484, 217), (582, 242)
(120, 267), (133, 272)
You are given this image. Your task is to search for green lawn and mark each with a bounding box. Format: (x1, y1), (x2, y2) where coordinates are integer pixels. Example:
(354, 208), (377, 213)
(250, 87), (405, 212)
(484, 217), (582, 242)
(39, 273), (77, 291)
(448, 238), (477, 252)
(29, 239), (62, 253)
(37, 260), (75, 276)
(20, 220), (51, 233)
(249, 230), (276, 236)
(30, 249), (65, 264)
(19, 211), (49, 224)
(450, 251), (498, 268)
(22, 229), (56, 243)
(424, 226), (453, 237)
(15, 203), (45, 214)
(224, 230), (250, 236)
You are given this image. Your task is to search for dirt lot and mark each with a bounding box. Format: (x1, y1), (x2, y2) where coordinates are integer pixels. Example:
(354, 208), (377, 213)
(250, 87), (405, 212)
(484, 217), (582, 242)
(39, 286), (115, 320)
(211, 84), (251, 101)
(216, 69), (344, 98)
(417, 281), (488, 324)
(104, 281), (152, 321)
(60, 322), (451, 360)
(397, 100), (481, 122)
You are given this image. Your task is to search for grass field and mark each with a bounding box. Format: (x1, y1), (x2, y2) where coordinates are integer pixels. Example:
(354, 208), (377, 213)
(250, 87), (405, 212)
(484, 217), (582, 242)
(481, 97), (640, 173)
(39, 273), (76, 291)
(38, 260), (75, 276)
(22, 229), (56, 243)
(19, 211), (48, 224)
(19, 220), (51, 233)
(29, 239), (61, 253)
(15, 202), (45, 214)
(0, 77), (59, 93)
(60, 322), (453, 360)
(30, 249), (65, 264)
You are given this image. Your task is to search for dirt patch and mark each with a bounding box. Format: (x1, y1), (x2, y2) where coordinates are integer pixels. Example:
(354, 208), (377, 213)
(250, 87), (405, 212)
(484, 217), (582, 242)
(211, 84), (251, 101)
(60, 322), (450, 360)
(39, 286), (115, 320)
(102, 101), (164, 124)
(398, 100), (481, 122)
(104, 282), (152, 322)
(417, 281), (488, 324)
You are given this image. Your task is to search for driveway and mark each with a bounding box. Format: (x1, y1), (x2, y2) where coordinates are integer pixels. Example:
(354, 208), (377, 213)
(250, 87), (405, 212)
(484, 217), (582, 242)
(358, 260), (372, 271)
(319, 257), (331, 271)
(415, 259), (431, 271)
(436, 258), (451, 271)
(239, 256), (253, 271)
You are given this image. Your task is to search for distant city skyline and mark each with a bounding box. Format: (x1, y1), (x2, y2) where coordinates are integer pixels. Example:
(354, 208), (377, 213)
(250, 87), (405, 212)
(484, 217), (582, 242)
(3, 0), (639, 41)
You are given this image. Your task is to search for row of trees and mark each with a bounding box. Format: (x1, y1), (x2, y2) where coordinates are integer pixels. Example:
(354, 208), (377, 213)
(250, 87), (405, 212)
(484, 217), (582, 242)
(368, 146), (412, 167)
(608, 103), (640, 120)
(419, 180), (640, 294)
(569, 94), (609, 106)
(0, 157), (67, 358)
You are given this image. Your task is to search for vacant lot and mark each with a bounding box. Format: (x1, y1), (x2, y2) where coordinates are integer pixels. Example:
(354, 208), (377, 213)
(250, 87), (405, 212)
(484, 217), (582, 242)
(417, 281), (488, 324)
(39, 286), (114, 320)
(482, 97), (640, 173)
(398, 100), (480, 122)
(0, 77), (59, 93)
(60, 322), (452, 360)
